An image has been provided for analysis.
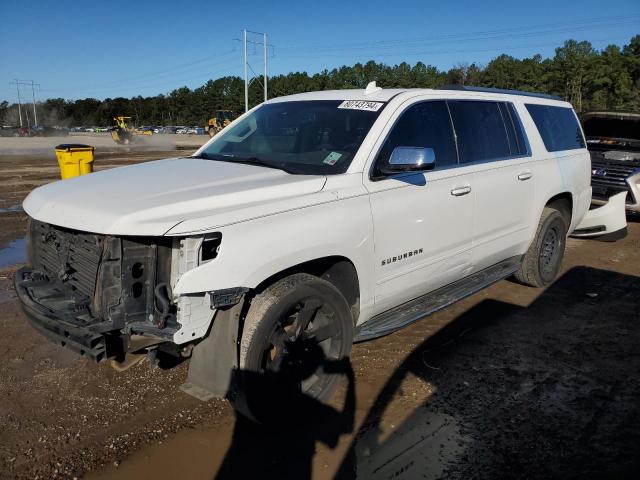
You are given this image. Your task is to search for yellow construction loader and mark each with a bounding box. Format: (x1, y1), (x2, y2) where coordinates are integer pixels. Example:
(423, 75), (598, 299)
(205, 110), (233, 137)
(111, 116), (135, 145)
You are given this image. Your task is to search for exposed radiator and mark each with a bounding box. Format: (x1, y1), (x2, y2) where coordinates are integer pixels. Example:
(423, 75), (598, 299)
(30, 220), (104, 301)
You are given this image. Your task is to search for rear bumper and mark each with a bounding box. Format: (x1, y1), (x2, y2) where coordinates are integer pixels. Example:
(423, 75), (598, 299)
(14, 267), (108, 362)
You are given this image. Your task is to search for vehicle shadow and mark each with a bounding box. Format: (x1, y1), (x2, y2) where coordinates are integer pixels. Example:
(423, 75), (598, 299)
(337, 266), (640, 479)
(215, 338), (356, 479)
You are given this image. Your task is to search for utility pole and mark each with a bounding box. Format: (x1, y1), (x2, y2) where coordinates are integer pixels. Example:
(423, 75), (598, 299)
(243, 29), (248, 113)
(10, 80), (23, 126)
(10, 79), (40, 126)
(240, 30), (273, 112)
(263, 32), (268, 103)
(28, 80), (40, 127)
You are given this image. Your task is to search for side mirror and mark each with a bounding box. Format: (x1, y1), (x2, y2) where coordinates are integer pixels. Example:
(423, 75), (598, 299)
(386, 147), (436, 172)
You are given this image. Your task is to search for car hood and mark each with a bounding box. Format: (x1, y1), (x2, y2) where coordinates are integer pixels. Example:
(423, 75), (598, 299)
(23, 157), (327, 236)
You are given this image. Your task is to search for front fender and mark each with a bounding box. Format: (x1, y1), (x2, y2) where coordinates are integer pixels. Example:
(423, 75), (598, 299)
(171, 194), (376, 313)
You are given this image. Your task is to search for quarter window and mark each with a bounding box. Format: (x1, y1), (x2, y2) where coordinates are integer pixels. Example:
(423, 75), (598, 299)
(448, 101), (512, 164)
(375, 101), (457, 174)
(525, 104), (585, 152)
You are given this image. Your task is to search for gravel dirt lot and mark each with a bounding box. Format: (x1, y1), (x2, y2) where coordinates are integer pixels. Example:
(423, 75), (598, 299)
(0, 133), (207, 156)
(0, 142), (638, 479)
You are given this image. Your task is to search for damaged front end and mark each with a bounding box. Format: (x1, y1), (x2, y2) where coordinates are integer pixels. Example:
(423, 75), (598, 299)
(582, 111), (640, 213)
(14, 219), (192, 362)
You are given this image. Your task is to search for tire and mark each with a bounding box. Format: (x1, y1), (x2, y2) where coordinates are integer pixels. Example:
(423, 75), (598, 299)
(235, 273), (353, 419)
(514, 206), (567, 287)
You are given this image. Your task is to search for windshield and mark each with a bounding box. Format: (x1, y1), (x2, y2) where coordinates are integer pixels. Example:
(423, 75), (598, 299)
(196, 100), (384, 174)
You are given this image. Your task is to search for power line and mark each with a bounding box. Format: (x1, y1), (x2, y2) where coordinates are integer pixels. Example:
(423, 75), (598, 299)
(40, 50), (239, 94)
(272, 34), (634, 62)
(40, 63), (243, 100)
(276, 14), (640, 53)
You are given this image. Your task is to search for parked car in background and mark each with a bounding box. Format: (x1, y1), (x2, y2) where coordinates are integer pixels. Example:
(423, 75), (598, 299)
(581, 111), (640, 215)
(135, 126), (154, 135)
(157, 126), (179, 134)
(32, 126), (68, 137)
(17, 126), (35, 137)
(0, 126), (21, 137)
(176, 126), (189, 134)
(187, 127), (205, 135)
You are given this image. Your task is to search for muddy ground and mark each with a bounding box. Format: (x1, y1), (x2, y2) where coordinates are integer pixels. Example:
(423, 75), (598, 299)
(0, 147), (639, 479)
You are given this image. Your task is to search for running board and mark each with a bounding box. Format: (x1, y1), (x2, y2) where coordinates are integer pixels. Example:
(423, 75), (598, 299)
(354, 256), (522, 342)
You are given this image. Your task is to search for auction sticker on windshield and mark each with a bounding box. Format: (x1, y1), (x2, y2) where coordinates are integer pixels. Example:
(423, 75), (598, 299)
(338, 100), (384, 111)
(323, 151), (342, 165)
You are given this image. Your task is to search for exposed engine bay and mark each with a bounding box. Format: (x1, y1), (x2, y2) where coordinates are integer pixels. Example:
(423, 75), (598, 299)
(582, 111), (640, 207)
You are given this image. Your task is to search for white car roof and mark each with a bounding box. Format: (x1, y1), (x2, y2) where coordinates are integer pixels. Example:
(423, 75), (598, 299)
(267, 88), (409, 103)
(266, 85), (571, 108)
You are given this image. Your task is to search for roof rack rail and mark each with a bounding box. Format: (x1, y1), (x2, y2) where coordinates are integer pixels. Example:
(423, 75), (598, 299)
(437, 85), (562, 101)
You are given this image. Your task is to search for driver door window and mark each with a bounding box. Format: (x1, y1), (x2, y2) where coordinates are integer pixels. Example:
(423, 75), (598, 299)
(374, 101), (458, 176)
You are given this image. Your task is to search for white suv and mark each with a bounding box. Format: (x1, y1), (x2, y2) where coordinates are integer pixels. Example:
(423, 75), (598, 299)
(15, 84), (622, 414)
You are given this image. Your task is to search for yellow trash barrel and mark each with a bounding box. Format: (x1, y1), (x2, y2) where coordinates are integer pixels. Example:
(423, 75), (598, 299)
(54, 144), (95, 179)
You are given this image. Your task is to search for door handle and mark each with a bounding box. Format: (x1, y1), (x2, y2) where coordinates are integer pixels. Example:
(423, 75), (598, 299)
(451, 186), (471, 196)
(518, 172), (533, 181)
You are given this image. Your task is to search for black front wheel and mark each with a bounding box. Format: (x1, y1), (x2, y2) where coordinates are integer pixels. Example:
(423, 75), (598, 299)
(234, 273), (354, 420)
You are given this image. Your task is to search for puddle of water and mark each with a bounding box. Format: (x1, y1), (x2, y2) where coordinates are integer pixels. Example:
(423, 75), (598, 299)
(0, 205), (23, 214)
(0, 238), (27, 268)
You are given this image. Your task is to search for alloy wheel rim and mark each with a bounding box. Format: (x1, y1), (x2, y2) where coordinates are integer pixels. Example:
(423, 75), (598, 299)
(262, 296), (342, 395)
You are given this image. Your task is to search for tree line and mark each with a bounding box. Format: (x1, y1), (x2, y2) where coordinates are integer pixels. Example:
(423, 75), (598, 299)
(1, 35), (638, 127)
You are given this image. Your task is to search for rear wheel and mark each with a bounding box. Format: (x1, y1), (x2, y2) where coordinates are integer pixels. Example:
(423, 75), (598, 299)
(235, 273), (353, 419)
(514, 206), (567, 287)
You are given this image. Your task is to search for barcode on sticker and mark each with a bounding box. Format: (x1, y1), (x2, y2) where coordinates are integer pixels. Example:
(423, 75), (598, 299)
(338, 100), (384, 112)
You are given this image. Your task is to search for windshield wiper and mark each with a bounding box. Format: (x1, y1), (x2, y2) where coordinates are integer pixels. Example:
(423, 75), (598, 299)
(231, 156), (298, 173)
(192, 152), (300, 174)
(191, 152), (213, 159)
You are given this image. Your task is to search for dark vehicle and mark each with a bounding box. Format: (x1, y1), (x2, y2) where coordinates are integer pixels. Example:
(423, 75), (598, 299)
(582, 111), (640, 214)
(0, 126), (21, 137)
(17, 126), (34, 137)
(32, 126), (69, 137)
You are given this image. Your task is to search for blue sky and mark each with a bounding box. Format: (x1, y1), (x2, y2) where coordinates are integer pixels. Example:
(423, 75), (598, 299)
(1, 0), (638, 102)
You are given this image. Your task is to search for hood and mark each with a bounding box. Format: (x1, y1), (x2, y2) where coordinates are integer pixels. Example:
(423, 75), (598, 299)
(23, 157), (327, 236)
(582, 111), (640, 152)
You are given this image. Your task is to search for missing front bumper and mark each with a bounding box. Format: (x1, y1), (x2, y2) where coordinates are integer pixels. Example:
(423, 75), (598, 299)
(15, 266), (176, 362)
(15, 267), (109, 361)
(571, 191), (628, 240)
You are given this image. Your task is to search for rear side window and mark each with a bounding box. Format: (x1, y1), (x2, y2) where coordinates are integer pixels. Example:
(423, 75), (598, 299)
(525, 104), (585, 152)
(376, 101), (458, 171)
(448, 101), (512, 164)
